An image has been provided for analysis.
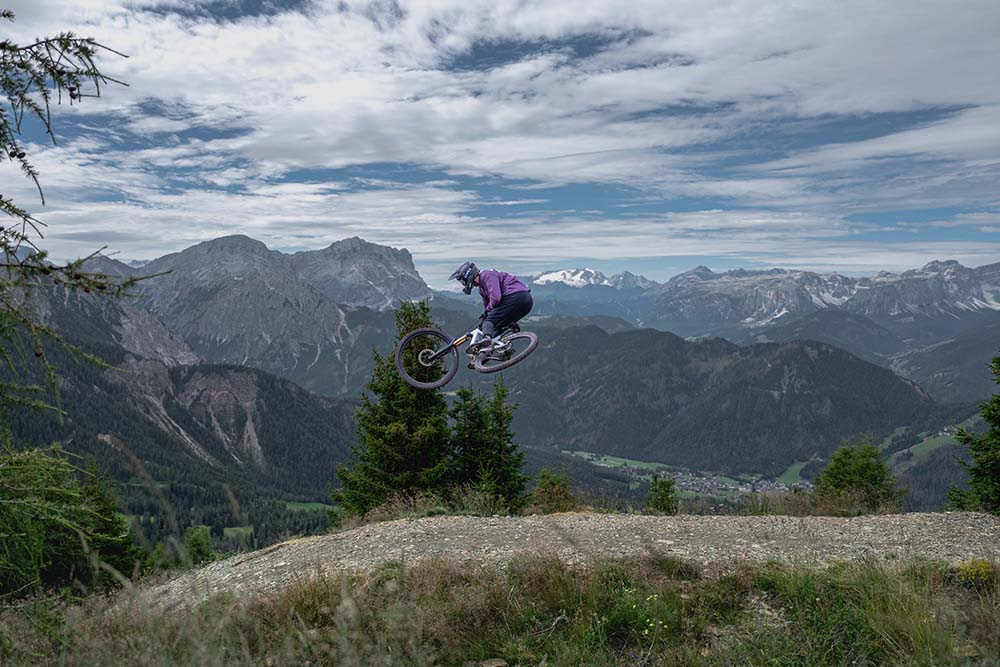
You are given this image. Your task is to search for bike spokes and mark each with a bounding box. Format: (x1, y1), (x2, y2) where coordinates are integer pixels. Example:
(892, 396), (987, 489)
(472, 331), (538, 373)
(395, 328), (460, 390)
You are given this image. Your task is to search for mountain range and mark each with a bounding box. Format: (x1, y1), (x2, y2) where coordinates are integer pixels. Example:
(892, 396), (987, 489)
(11, 234), (994, 536)
(490, 326), (968, 476)
(525, 260), (1000, 403)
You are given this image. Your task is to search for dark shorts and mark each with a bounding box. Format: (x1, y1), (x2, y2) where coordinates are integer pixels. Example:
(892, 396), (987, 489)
(486, 290), (533, 331)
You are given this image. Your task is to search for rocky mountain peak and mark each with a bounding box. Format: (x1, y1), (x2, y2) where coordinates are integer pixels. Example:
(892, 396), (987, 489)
(608, 270), (658, 290)
(920, 259), (963, 272)
(668, 265), (716, 283)
(193, 234), (271, 254)
(292, 237), (431, 309)
(912, 260), (969, 280)
(323, 236), (412, 261)
(83, 254), (139, 279)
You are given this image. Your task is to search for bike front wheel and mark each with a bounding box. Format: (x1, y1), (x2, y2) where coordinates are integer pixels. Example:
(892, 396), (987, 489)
(473, 332), (539, 374)
(394, 328), (460, 390)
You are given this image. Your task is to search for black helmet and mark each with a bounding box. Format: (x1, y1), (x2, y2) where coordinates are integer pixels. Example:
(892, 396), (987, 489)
(449, 261), (479, 295)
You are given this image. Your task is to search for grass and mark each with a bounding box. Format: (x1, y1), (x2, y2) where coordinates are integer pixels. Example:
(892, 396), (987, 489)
(2, 556), (996, 666)
(223, 525), (254, 539)
(285, 501), (335, 512)
(910, 434), (957, 456)
(568, 450), (670, 471)
(891, 415), (984, 467)
(777, 461), (808, 485)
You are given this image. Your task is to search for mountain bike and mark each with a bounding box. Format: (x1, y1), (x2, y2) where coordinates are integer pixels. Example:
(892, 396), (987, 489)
(394, 322), (539, 390)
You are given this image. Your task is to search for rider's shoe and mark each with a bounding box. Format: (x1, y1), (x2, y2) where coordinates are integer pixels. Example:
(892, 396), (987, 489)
(467, 335), (493, 355)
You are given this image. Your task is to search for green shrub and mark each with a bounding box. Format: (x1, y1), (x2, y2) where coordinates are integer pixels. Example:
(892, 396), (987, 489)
(947, 559), (998, 592)
(813, 442), (905, 514)
(183, 526), (215, 566)
(739, 488), (813, 516)
(527, 469), (576, 514)
(645, 474), (679, 515)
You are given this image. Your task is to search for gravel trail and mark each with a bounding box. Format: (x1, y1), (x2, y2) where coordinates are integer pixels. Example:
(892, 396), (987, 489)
(146, 512), (1000, 609)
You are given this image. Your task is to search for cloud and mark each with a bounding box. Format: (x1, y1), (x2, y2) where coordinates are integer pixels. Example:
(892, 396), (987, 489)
(2, 0), (1000, 278)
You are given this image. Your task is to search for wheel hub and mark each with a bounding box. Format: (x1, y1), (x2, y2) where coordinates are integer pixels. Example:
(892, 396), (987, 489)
(418, 349), (437, 367)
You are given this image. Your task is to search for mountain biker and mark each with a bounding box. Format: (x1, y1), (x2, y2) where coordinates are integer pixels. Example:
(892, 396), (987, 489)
(449, 261), (532, 354)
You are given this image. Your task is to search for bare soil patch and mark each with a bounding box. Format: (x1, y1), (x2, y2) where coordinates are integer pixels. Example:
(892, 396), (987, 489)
(145, 511), (1000, 609)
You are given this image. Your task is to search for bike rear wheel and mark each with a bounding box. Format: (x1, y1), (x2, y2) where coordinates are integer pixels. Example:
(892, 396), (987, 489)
(473, 331), (538, 373)
(395, 328), (460, 390)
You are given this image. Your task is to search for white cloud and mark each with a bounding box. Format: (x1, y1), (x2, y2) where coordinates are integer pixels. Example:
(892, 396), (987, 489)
(3, 0), (1000, 275)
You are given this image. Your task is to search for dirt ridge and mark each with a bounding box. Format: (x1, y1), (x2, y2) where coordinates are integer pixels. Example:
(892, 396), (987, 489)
(145, 512), (1000, 609)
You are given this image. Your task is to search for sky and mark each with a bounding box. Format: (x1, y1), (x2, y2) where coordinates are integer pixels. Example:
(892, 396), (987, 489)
(2, 0), (999, 287)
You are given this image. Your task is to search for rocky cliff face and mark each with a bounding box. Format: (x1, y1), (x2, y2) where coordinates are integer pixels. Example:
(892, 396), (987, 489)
(33, 279), (200, 368)
(103, 357), (355, 488)
(291, 236), (432, 309)
(83, 235), (445, 396)
(133, 236), (351, 394)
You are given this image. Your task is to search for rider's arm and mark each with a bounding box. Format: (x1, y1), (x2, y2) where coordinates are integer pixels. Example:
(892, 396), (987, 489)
(480, 271), (502, 311)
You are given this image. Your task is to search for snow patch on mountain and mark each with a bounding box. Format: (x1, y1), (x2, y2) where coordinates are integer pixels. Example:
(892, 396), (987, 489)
(533, 268), (612, 287)
(533, 268), (659, 289)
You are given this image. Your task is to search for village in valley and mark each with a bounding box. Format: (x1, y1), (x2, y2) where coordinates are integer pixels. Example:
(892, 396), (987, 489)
(566, 450), (815, 498)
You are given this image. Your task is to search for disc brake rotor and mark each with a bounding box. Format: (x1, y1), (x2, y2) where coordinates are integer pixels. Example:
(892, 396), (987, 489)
(418, 348), (436, 367)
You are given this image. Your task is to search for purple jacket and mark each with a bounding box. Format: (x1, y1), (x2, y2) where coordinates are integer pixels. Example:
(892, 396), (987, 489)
(478, 269), (529, 311)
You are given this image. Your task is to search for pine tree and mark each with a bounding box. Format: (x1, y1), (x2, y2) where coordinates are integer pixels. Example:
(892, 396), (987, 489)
(449, 377), (527, 511)
(0, 448), (142, 597)
(449, 387), (491, 487)
(332, 301), (454, 516)
(483, 377), (527, 510)
(79, 463), (145, 586)
(949, 352), (1000, 514)
(183, 526), (214, 566)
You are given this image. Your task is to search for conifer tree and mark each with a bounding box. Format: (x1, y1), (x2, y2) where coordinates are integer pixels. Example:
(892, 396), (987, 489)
(483, 376), (527, 510)
(0, 10), (132, 427)
(79, 463), (145, 586)
(333, 301), (453, 516)
(449, 386), (490, 487)
(949, 352), (1000, 514)
(0, 449), (142, 598)
(449, 377), (526, 511)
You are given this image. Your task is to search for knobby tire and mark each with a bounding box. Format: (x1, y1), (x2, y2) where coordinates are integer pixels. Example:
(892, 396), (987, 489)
(473, 331), (539, 373)
(395, 328), (459, 390)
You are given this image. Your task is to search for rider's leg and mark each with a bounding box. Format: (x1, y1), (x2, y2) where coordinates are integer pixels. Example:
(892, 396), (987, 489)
(470, 291), (533, 354)
(481, 291), (532, 345)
